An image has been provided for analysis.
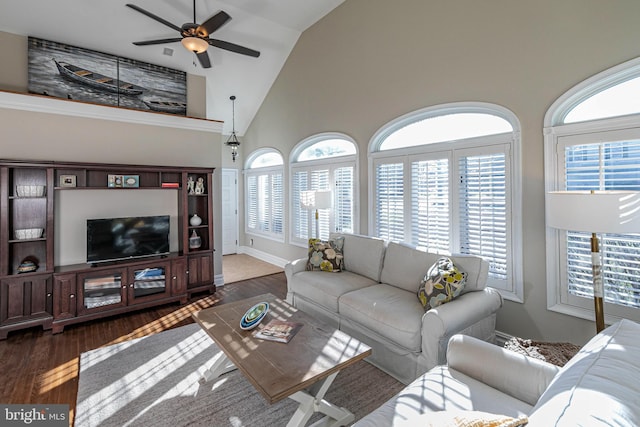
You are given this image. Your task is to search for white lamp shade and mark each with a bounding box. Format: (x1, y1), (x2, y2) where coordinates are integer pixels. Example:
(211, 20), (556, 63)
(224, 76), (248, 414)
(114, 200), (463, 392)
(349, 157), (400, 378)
(300, 190), (332, 209)
(547, 191), (640, 233)
(300, 191), (316, 209)
(314, 190), (332, 209)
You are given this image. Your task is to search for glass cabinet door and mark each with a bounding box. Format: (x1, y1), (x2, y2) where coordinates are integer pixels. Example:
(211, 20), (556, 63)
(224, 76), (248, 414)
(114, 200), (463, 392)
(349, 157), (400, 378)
(130, 266), (167, 300)
(81, 273), (124, 311)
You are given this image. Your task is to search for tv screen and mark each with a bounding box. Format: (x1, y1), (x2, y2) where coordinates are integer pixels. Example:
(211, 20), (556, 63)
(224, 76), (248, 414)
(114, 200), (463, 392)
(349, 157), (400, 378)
(87, 215), (170, 264)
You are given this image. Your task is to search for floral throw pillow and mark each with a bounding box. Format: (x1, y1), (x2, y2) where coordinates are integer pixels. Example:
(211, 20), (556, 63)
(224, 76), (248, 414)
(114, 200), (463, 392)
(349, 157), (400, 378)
(417, 257), (467, 310)
(306, 237), (344, 272)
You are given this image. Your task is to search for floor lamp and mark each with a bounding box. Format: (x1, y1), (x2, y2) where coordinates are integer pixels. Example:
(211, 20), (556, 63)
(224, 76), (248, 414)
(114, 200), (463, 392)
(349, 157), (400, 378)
(547, 190), (640, 333)
(300, 190), (332, 239)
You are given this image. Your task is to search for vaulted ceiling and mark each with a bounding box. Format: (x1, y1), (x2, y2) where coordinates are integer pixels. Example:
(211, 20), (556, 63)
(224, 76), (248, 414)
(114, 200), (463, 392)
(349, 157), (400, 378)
(0, 0), (345, 135)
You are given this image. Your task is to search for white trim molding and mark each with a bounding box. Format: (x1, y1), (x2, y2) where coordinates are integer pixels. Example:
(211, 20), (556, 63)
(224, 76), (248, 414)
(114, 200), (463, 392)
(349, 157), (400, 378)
(0, 90), (223, 133)
(239, 246), (289, 269)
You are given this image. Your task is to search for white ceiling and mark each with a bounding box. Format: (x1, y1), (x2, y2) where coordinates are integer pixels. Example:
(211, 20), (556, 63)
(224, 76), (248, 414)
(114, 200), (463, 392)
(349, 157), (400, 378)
(0, 0), (345, 135)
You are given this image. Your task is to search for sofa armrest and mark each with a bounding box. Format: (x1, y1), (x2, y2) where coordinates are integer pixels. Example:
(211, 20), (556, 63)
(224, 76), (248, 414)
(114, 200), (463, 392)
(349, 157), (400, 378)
(421, 288), (502, 366)
(284, 258), (307, 303)
(447, 334), (560, 406)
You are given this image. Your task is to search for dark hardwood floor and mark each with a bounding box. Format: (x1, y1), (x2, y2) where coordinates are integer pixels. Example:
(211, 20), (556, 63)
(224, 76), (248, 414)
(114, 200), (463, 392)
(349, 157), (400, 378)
(0, 273), (286, 426)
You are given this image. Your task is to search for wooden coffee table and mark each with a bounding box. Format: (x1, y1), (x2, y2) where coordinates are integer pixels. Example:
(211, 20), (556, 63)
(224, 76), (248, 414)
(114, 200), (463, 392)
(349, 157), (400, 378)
(192, 293), (372, 427)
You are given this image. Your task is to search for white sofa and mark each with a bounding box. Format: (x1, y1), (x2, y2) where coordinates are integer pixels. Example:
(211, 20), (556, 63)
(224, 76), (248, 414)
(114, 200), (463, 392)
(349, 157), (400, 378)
(285, 233), (503, 384)
(355, 319), (640, 426)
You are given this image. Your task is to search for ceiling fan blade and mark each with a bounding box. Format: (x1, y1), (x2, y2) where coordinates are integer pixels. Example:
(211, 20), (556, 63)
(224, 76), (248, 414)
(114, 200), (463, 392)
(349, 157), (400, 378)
(133, 38), (183, 46)
(196, 51), (212, 68)
(126, 4), (182, 33)
(208, 39), (260, 58)
(196, 11), (231, 37)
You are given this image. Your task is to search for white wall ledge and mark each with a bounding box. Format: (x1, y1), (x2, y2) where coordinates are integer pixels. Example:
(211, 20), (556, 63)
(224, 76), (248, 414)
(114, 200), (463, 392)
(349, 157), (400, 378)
(0, 90), (223, 133)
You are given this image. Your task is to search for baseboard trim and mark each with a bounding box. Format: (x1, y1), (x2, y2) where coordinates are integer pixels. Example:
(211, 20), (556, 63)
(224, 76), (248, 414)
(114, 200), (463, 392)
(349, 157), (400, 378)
(495, 330), (513, 347)
(237, 246), (289, 269)
(214, 273), (224, 287)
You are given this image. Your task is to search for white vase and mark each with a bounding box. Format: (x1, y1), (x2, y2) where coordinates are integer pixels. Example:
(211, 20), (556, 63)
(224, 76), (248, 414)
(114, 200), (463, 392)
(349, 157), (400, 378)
(190, 214), (202, 226)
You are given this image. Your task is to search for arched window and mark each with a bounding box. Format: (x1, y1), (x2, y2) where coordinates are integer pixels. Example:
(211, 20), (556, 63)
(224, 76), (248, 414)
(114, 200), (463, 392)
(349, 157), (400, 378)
(245, 148), (284, 241)
(545, 57), (640, 324)
(290, 133), (357, 244)
(370, 102), (522, 301)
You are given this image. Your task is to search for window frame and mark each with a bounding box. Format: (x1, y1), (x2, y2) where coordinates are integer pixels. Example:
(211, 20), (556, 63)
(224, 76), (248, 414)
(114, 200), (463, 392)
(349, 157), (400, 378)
(368, 102), (523, 302)
(289, 132), (359, 247)
(244, 148), (285, 242)
(545, 57), (640, 324)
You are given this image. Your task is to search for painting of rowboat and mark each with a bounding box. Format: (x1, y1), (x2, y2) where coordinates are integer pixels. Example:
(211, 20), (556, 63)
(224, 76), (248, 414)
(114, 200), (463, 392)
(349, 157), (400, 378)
(28, 37), (187, 116)
(53, 59), (146, 96)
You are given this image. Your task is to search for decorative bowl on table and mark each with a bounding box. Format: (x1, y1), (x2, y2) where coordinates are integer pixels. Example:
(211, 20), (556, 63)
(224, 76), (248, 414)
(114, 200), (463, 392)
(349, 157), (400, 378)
(14, 228), (44, 240)
(240, 302), (269, 330)
(16, 185), (46, 198)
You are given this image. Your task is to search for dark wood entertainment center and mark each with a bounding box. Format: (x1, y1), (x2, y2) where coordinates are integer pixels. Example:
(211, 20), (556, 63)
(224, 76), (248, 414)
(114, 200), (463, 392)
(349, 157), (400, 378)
(0, 159), (215, 339)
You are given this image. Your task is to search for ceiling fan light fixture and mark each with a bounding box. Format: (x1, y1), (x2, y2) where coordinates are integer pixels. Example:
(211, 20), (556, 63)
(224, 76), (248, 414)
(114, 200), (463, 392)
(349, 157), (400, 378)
(181, 36), (208, 53)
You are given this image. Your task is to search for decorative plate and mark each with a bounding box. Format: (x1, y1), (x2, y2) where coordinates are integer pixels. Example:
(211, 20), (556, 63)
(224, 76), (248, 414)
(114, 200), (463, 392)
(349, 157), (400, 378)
(240, 302), (269, 330)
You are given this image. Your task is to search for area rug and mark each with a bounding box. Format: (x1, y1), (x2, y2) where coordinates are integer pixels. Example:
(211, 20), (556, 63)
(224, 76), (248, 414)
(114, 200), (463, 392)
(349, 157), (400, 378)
(504, 337), (581, 367)
(223, 254), (283, 284)
(76, 323), (403, 427)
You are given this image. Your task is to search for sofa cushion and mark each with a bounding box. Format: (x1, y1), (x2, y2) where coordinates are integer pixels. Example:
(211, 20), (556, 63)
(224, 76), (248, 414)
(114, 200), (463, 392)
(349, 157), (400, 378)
(339, 284), (424, 351)
(332, 233), (386, 282)
(418, 257), (467, 309)
(306, 237), (344, 272)
(289, 270), (377, 312)
(380, 242), (438, 292)
(528, 319), (640, 426)
(380, 242), (488, 294)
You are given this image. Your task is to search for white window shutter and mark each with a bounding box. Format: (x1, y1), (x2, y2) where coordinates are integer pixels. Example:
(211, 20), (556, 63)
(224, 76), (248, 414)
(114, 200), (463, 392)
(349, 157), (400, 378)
(411, 158), (450, 253)
(458, 152), (509, 282)
(375, 162), (404, 241)
(335, 166), (354, 234)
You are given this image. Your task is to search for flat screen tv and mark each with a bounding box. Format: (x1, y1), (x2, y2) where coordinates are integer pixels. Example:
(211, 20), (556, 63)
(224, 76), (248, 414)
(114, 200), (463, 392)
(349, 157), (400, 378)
(87, 215), (170, 264)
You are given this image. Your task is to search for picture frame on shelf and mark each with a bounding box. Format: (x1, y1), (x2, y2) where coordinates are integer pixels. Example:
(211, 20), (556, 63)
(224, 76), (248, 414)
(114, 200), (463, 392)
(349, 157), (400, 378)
(59, 174), (76, 187)
(123, 175), (140, 188)
(108, 174), (123, 188)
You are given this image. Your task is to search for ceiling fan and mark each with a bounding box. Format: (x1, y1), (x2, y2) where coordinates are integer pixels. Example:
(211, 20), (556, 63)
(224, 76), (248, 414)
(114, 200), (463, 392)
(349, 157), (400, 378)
(126, 0), (260, 69)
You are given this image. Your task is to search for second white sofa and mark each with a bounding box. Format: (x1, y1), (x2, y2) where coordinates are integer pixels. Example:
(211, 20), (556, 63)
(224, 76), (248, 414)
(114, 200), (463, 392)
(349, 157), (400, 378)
(285, 233), (503, 384)
(355, 319), (640, 426)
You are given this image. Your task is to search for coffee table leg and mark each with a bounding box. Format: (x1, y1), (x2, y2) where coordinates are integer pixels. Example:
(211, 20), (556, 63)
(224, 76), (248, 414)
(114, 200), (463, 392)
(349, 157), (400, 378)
(199, 351), (237, 384)
(286, 371), (355, 427)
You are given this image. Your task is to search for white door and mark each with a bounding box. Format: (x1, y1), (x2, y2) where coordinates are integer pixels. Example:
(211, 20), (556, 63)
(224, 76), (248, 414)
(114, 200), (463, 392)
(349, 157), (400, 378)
(221, 169), (238, 255)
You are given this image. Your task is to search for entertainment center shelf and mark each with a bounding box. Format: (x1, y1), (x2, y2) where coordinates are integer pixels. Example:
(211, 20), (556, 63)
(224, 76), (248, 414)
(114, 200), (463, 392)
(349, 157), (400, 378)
(0, 159), (215, 339)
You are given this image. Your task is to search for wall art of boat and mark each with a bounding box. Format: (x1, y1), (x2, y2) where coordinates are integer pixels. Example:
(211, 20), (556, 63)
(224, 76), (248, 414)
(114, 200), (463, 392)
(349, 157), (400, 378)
(53, 59), (145, 96)
(143, 99), (187, 115)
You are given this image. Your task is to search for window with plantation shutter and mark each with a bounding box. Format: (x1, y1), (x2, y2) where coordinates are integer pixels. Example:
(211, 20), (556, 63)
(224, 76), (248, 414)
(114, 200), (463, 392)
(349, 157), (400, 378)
(545, 56), (640, 324)
(411, 158), (449, 253)
(375, 162), (404, 242)
(457, 149), (510, 284)
(370, 103), (523, 301)
(245, 149), (284, 241)
(290, 134), (358, 245)
(335, 166), (354, 234)
(558, 140), (640, 312)
(291, 170), (309, 241)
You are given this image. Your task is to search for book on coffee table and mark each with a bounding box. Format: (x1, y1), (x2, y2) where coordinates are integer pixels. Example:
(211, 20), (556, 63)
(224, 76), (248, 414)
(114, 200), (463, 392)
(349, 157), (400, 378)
(253, 319), (303, 343)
